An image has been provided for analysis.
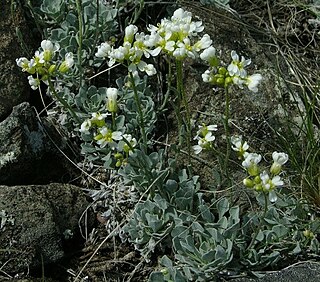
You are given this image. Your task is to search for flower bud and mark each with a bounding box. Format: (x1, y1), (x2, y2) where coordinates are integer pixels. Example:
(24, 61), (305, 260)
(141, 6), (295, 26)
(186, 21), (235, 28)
(248, 163), (260, 177)
(161, 268), (169, 275)
(255, 184), (263, 191)
(225, 76), (233, 87)
(303, 229), (314, 239)
(216, 77), (225, 86)
(43, 50), (52, 62)
(243, 178), (254, 188)
(58, 52), (74, 73)
(124, 25), (138, 44)
(218, 67), (227, 75)
(254, 175), (261, 184)
(270, 162), (282, 175)
(48, 64), (56, 74)
(107, 88), (118, 113)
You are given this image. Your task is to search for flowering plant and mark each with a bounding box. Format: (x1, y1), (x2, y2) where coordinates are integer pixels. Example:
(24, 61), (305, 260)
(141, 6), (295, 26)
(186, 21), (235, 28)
(14, 3), (320, 282)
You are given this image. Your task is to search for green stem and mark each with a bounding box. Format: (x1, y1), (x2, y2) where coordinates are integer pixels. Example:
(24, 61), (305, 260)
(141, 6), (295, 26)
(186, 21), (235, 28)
(76, 0), (83, 86)
(159, 59), (172, 111)
(129, 71), (147, 151)
(111, 112), (116, 131)
(176, 60), (191, 159)
(48, 79), (80, 123)
(246, 192), (268, 251)
(175, 62), (182, 146)
(224, 86), (231, 183)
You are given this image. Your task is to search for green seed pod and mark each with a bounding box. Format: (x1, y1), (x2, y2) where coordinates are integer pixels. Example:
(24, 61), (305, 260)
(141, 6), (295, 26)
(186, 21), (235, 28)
(216, 77), (225, 86)
(243, 178), (254, 188)
(48, 64), (56, 74)
(218, 67), (227, 75)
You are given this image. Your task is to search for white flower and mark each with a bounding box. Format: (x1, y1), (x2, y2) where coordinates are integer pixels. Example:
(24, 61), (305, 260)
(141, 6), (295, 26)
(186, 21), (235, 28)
(270, 151), (289, 175)
(232, 76), (246, 88)
(194, 124), (217, 140)
(200, 46), (217, 66)
(95, 127), (123, 148)
(34, 51), (45, 64)
(108, 43), (131, 66)
(119, 133), (137, 154)
(144, 32), (161, 48)
(59, 52), (74, 73)
(242, 153), (262, 168)
(193, 133), (215, 154)
(202, 69), (214, 83)
(189, 20), (204, 35)
(27, 75), (40, 90)
(172, 46), (187, 60)
(271, 175), (284, 187)
(246, 73), (262, 92)
(242, 153), (262, 176)
(272, 152), (289, 165)
(260, 171), (284, 192)
(41, 40), (60, 52)
(172, 8), (192, 23)
(16, 57), (30, 71)
(107, 88), (118, 112)
(227, 50), (251, 78)
(124, 25), (138, 43)
(193, 34), (212, 52)
(193, 124), (217, 154)
(231, 135), (249, 157)
(193, 139), (206, 154)
(193, 143), (203, 155)
(41, 40), (60, 61)
(95, 42), (112, 58)
(91, 112), (109, 121)
(79, 119), (92, 134)
(137, 62), (157, 76)
(107, 88), (118, 100)
(89, 112), (109, 127)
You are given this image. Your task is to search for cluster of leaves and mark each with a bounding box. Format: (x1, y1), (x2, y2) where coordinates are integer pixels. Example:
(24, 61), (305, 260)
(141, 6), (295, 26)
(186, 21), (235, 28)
(30, 0), (118, 69)
(123, 151), (320, 281)
(77, 76), (156, 167)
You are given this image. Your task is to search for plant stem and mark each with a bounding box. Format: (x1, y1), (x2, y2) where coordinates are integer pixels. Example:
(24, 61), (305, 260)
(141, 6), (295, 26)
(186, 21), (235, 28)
(176, 59), (191, 158)
(76, 0), (83, 86)
(224, 86), (231, 184)
(129, 71), (147, 151)
(246, 192), (268, 251)
(159, 59), (172, 111)
(48, 79), (80, 123)
(111, 112), (116, 131)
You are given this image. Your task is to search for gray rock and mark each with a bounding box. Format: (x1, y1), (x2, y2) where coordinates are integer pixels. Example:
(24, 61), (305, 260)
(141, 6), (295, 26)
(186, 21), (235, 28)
(0, 0), (33, 121)
(229, 262), (320, 282)
(0, 102), (75, 185)
(0, 183), (92, 275)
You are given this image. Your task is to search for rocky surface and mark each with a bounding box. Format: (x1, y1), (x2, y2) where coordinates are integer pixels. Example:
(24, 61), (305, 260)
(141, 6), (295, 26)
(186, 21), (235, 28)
(0, 183), (92, 275)
(229, 262), (320, 282)
(0, 0), (35, 121)
(0, 102), (76, 185)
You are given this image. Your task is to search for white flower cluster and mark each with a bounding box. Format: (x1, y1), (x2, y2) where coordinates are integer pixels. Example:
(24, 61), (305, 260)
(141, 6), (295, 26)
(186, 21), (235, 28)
(79, 88), (137, 166)
(231, 136), (288, 199)
(95, 8), (213, 75)
(16, 40), (74, 90)
(201, 49), (262, 92)
(193, 124), (217, 154)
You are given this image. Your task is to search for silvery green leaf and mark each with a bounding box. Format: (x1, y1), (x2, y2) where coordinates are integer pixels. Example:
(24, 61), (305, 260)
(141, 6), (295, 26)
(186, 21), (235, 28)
(217, 198), (229, 218)
(269, 190), (278, 203)
(272, 225), (288, 238)
(292, 242), (301, 254)
(149, 272), (165, 282)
